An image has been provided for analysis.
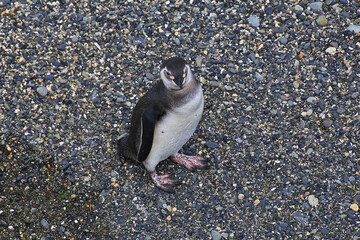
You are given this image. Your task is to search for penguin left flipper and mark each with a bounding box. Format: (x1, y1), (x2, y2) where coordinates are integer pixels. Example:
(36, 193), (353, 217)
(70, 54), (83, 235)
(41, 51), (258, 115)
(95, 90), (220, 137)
(138, 108), (163, 162)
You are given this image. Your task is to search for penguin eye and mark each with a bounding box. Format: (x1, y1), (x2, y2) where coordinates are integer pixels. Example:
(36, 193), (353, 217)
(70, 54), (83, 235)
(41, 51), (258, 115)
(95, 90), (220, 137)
(165, 71), (171, 77)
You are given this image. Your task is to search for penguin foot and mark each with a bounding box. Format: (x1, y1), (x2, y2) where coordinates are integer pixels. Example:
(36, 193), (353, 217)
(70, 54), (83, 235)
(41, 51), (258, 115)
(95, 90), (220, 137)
(171, 153), (210, 172)
(150, 171), (180, 193)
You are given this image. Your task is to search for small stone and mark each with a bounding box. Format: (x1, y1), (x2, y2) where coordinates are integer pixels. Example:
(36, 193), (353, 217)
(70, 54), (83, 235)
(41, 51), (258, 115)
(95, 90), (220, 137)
(58, 43), (67, 51)
(238, 193), (245, 200)
(321, 228), (329, 234)
(211, 230), (221, 240)
(145, 72), (154, 80)
(209, 13), (217, 19)
(293, 211), (309, 224)
(307, 97), (316, 103)
(322, 119), (333, 128)
(337, 106), (345, 114)
(306, 148), (313, 155)
(221, 233), (229, 239)
(351, 92), (359, 99)
(325, 47), (337, 55)
(346, 25), (360, 33)
(301, 109), (313, 116)
(255, 72), (264, 81)
(350, 203), (359, 212)
(293, 81), (299, 89)
(209, 81), (220, 87)
(294, 5), (304, 11)
(279, 37), (287, 44)
(248, 15), (260, 27)
(206, 142), (219, 149)
(36, 86), (48, 97)
(41, 219), (49, 229)
(196, 56), (203, 67)
(308, 194), (319, 206)
(316, 15), (328, 26)
(309, 2), (323, 12)
(224, 85), (232, 91)
(0, 0), (11, 6)
(71, 35), (79, 42)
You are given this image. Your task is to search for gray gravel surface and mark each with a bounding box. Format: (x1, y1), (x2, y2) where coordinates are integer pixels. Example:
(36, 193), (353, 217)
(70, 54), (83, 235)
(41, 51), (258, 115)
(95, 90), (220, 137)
(1, 0), (360, 239)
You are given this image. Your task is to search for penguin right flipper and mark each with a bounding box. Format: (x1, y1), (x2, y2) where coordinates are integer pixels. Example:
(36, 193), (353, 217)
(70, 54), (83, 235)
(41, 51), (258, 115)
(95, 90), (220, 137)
(138, 108), (164, 162)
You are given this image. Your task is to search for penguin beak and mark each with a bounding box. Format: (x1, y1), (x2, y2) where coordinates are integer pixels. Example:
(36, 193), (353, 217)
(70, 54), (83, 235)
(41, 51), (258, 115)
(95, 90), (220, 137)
(174, 75), (184, 89)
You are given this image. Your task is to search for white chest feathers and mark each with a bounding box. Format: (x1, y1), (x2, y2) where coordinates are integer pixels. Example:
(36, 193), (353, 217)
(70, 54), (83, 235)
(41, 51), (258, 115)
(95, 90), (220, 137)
(143, 87), (204, 171)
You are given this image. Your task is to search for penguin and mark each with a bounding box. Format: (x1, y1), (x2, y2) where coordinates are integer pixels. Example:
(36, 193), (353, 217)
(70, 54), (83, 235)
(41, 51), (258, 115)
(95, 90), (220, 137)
(118, 57), (209, 193)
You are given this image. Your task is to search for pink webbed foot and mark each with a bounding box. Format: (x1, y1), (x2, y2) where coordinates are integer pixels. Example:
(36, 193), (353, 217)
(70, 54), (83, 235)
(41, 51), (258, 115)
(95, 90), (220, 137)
(171, 153), (210, 172)
(150, 171), (180, 193)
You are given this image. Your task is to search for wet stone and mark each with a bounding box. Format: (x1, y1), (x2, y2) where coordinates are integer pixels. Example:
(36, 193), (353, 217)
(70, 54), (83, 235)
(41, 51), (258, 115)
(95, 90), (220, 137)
(36, 86), (48, 97)
(346, 25), (360, 33)
(309, 2), (323, 12)
(279, 37), (287, 44)
(41, 219), (49, 229)
(316, 15), (328, 26)
(145, 73), (155, 80)
(211, 230), (221, 240)
(248, 15), (260, 27)
(206, 142), (219, 149)
(293, 212), (309, 224)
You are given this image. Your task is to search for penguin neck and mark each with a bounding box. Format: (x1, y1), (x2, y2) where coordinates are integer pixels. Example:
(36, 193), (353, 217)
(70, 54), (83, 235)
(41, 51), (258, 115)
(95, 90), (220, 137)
(164, 78), (201, 107)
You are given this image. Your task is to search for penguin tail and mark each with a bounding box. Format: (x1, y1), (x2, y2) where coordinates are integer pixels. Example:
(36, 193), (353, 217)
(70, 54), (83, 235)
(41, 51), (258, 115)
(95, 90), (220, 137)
(117, 133), (129, 156)
(117, 133), (138, 163)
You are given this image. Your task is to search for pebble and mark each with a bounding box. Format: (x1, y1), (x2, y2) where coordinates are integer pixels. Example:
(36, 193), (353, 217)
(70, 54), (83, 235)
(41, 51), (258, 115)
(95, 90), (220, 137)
(325, 47), (337, 55)
(350, 203), (359, 212)
(196, 56), (203, 67)
(293, 81), (299, 89)
(71, 35), (79, 43)
(309, 2), (323, 12)
(308, 195), (319, 207)
(294, 5), (304, 12)
(36, 86), (48, 97)
(211, 230), (221, 240)
(248, 15), (260, 27)
(145, 72), (155, 80)
(316, 15), (328, 26)
(321, 228), (329, 234)
(255, 72), (263, 81)
(206, 142), (219, 149)
(279, 37), (287, 44)
(351, 92), (359, 99)
(238, 193), (245, 200)
(209, 13), (217, 19)
(209, 81), (220, 87)
(337, 106), (345, 114)
(346, 25), (360, 33)
(306, 97), (316, 104)
(301, 109), (313, 116)
(41, 219), (49, 229)
(293, 212), (309, 224)
(322, 119), (333, 128)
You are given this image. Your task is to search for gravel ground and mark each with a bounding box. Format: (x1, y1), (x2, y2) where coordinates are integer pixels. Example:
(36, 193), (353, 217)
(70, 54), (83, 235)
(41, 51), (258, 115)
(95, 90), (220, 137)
(1, 0), (360, 239)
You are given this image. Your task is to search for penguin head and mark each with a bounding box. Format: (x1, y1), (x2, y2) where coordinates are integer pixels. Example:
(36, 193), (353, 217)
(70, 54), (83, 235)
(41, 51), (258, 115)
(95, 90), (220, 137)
(160, 57), (192, 91)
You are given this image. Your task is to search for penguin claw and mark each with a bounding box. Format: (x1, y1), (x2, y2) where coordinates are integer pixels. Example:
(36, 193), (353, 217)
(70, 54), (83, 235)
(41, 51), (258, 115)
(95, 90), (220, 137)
(171, 154), (210, 172)
(150, 172), (180, 193)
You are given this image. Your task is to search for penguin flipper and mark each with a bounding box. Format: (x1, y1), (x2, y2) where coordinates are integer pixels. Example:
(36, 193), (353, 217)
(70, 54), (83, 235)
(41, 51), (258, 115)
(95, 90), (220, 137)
(138, 108), (163, 162)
